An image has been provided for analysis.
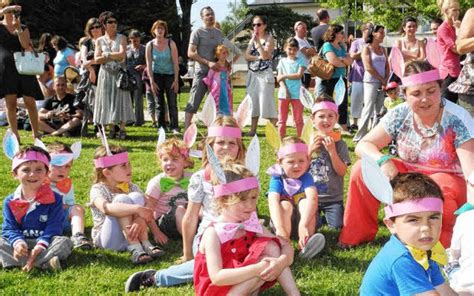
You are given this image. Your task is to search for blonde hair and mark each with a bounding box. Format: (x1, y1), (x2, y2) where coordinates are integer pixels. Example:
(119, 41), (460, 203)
(278, 136), (307, 161)
(438, 0), (459, 16)
(201, 116), (246, 168)
(92, 145), (128, 183)
(156, 138), (194, 169)
(215, 44), (228, 59)
(210, 160), (258, 214)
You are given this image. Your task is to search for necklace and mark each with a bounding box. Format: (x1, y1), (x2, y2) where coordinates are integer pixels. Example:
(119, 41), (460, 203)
(413, 104), (443, 138)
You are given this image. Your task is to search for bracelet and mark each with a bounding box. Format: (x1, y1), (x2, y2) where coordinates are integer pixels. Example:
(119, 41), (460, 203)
(15, 28), (23, 34)
(377, 154), (394, 166)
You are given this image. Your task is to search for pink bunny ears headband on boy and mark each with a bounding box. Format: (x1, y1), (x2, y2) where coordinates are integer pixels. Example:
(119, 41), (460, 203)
(361, 154), (443, 219)
(311, 101), (339, 115)
(3, 129), (81, 171)
(265, 121), (309, 159)
(206, 135), (261, 198)
(94, 125), (128, 168)
(389, 38), (442, 87)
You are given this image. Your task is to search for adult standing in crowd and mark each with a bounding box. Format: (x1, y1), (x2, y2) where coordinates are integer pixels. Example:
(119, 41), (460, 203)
(348, 22), (372, 132)
(0, 4), (42, 142)
(394, 17), (426, 62)
(437, 0), (461, 103)
(94, 11), (134, 139)
(449, 7), (474, 116)
(311, 9), (331, 96)
(51, 35), (75, 77)
(353, 25), (389, 143)
(145, 20), (180, 134)
(183, 6), (222, 130)
(127, 29), (146, 127)
(245, 15), (277, 136)
(38, 76), (82, 136)
(339, 60), (474, 249)
(430, 17), (443, 41)
(80, 18), (102, 85)
(294, 21), (316, 88)
(320, 24), (353, 133)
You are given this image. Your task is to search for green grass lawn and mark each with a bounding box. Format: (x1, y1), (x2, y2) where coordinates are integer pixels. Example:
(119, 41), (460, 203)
(0, 87), (390, 295)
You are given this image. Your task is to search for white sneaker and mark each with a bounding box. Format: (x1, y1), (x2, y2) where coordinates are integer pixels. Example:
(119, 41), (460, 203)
(171, 129), (180, 135)
(300, 233), (325, 259)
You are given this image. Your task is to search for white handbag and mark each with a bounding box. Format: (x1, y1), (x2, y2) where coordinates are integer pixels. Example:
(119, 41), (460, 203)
(13, 51), (45, 75)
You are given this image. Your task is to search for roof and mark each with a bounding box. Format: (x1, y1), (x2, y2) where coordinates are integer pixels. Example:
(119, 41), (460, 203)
(248, 0), (315, 6)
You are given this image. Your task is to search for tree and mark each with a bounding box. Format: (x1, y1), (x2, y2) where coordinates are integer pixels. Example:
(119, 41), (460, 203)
(320, 0), (472, 32)
(220, 0), (249, 37)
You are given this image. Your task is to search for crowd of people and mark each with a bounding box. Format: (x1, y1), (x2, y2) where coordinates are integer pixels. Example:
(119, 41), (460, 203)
(1, 0), (474, 295)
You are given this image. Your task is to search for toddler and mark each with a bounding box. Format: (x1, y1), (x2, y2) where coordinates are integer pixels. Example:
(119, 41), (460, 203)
(276, 37), (306, 137)
(267, 135), (325, 259)
(309, 96), (351, 229)
(203, 44), (233, 116)
(383, 81), (403, 113)
(146, 138), (194, 244)
(46, 142), (92, 249)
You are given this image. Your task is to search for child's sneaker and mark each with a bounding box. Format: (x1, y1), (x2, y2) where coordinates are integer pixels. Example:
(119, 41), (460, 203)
(124, 269), (156, 292)
(71, 232), (93, 250)
(300, 233), (325, 259)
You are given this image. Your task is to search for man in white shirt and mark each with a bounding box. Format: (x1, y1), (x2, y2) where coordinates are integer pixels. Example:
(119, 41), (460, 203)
(294, 21), (316, 88)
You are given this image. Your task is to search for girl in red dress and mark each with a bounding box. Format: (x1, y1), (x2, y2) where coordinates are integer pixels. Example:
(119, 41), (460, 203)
(193, 162), (300, 295)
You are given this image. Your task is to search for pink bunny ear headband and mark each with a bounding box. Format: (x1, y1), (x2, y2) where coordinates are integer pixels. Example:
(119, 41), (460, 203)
(213, 176), (259, 198)
(401, 70), (441, 87)
(3, 129), (50, 171)
(384, 197), (443, 219)
(94, 152), (129, 168)
(208, 126), (242, 138)
(12, 151), (50, 171)
(277, 143), (308, 159)
(311, 101), (339, 115)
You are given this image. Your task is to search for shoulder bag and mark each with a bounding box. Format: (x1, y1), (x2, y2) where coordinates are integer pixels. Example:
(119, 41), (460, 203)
(308, 48), (334, 80)
(13, 48), (45, 76)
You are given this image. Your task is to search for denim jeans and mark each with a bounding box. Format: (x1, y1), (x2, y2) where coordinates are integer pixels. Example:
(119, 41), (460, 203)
(154, 259), (194, 287)
(317, 201), (344, 229)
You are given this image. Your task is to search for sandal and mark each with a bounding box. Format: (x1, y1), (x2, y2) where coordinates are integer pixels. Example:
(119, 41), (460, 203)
(144, 245), (165, 259)
(130, 248), (153, 265)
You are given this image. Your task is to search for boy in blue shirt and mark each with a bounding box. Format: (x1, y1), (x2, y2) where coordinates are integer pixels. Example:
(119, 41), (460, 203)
(360, 173), (456, 295)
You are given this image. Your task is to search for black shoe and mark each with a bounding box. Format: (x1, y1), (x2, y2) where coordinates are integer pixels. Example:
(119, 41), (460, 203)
(349, 124), (358, 132)
(124, 269), (156, 292)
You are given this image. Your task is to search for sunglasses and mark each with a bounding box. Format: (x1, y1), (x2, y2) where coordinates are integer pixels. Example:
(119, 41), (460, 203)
(252, 23), (263, 27)
(107, 20), (117, 24)
(90, 25), (101, 30)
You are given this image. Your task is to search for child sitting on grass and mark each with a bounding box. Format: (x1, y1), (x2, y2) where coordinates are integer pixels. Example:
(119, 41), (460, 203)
(194, 161), (299, 295)
(1, 142), (72, 272)
(267, 136), (325, 259)
(360, 173), (456, 295)
(145, 138), (194, 244)
(46, 142), (92, 249)
(89, 144), (163, 264)
(309, 96), (351, 229)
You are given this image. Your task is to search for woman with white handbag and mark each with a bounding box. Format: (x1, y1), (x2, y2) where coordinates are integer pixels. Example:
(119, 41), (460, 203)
(0, 4), (42, 142)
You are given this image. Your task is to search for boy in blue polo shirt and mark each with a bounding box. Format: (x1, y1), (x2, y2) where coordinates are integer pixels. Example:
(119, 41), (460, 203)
(360, 173), (456, 295)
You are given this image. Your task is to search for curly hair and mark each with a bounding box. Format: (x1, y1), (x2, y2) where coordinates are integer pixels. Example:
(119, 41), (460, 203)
(156, 138), (194, 169)
(323, 24), (344, 43)
(391, 173), (444, 204)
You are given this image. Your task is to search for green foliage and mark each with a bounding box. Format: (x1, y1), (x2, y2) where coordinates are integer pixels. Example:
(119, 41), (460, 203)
(248, 5), (316, 56)
(321, 0), (472, 32)
(0, 88), (387, 294)
(220, 0), (250, 37)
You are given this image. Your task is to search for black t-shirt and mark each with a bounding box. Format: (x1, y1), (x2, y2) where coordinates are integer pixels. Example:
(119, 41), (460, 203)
(42, 93), (78, 115)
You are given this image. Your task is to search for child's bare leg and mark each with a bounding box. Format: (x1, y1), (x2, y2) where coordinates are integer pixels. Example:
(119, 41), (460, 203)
(69, 205), (85, 235)
(261, 240), (300, 296)
(278, 200), (294, 240)
(228, 277), (264, 296)
(175, 206), (186, 235)
(297, 198), (317, 242)
(116, 215), (140, 244)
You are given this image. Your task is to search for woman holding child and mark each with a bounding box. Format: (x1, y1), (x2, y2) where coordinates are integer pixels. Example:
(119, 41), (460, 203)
(339, 60), (474, 249)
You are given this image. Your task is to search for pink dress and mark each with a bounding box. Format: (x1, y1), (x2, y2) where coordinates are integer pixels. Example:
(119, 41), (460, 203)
(202, 67), (233, 115)
(193, 230), (279, 296)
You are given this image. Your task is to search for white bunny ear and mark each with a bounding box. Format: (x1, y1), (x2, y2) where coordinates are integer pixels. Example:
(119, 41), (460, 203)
(34, 138), (47, 151)
(157, 127), (166, 149)
(71, 142), (82, 160)
(361, 154), (393, 205)
(245, 135), (260, 176)
(334, 76), (346, 106)
(199, 93), (217, 127)
(98, 125), (112, 156)
(234, 95), (253, 128)
(299, 86), (314, 110)
(206, 144), (227, 184)
(3, 129), (19, 160)
(183, 123), (197, 149)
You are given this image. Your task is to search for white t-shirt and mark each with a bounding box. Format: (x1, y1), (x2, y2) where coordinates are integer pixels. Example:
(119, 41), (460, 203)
(294, 36), (313, 72)
(449, 210), (474, 292)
